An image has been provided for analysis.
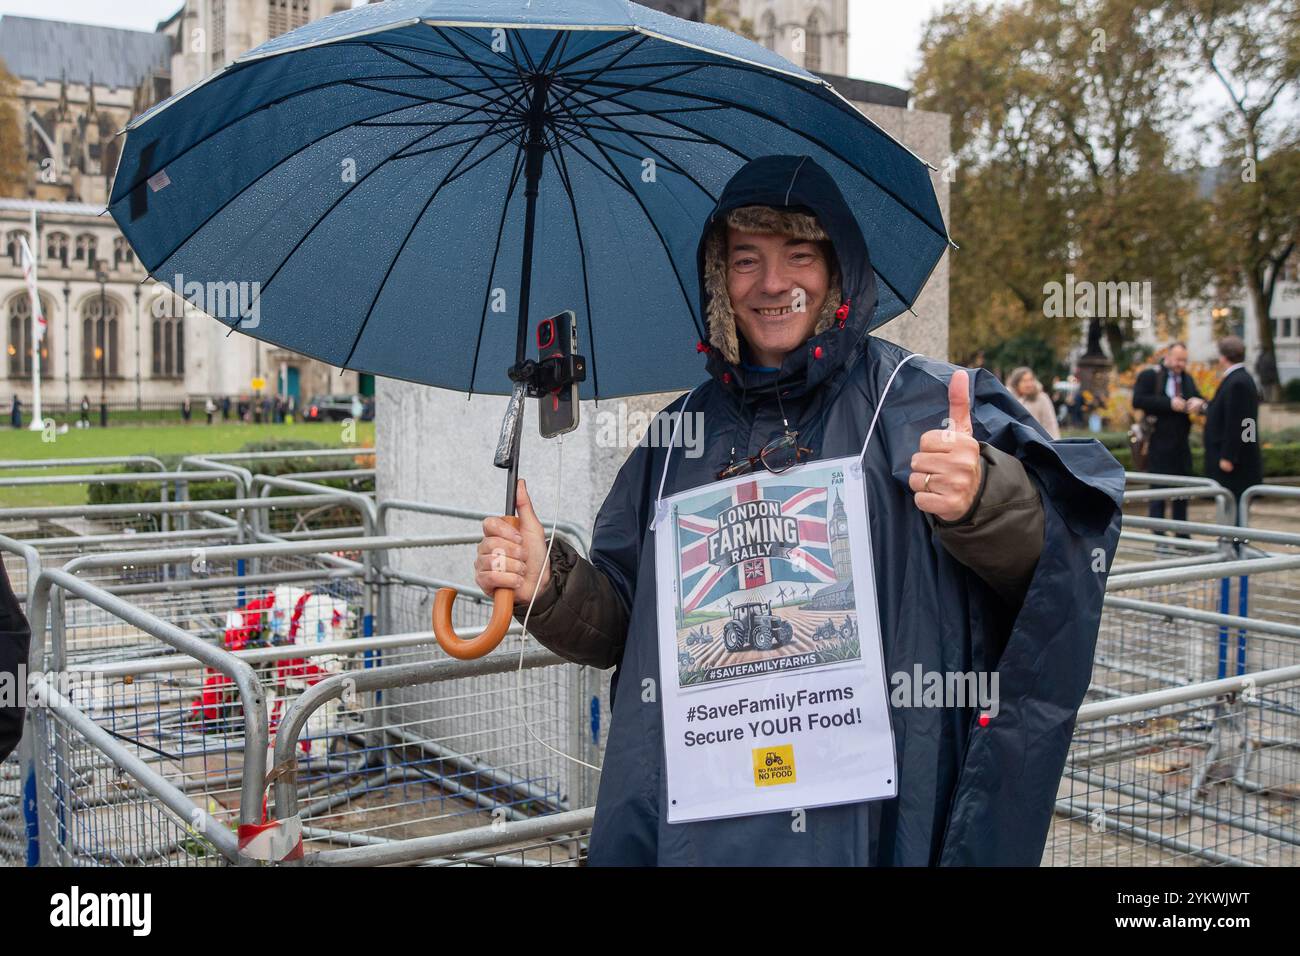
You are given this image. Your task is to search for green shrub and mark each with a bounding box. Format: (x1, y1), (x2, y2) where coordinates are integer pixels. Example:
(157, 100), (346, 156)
(1108, 442), (1300, 478)
(87, 439), (374, 512)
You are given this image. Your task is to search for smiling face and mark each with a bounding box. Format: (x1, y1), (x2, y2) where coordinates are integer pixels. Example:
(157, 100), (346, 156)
(725, 227), (831, 368)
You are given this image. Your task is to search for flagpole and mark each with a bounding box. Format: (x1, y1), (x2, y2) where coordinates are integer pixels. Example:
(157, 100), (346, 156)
(24, 209), (44, 431)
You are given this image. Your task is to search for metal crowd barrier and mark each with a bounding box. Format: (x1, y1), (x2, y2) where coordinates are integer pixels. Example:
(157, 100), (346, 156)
(5, 462), (1300, 867)
(19, 536), (477, 865)
(1046, 664), (1300, 866)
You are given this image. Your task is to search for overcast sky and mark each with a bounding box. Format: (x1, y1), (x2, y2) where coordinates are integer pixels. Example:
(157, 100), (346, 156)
(0, 0), (947, 91)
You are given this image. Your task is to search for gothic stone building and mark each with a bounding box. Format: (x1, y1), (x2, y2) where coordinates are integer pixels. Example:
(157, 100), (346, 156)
(1, 1), (939, 420)
(0, 2), (365, 415)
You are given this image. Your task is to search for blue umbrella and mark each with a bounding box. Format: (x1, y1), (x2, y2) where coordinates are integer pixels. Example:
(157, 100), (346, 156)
(108, 0), (950, 656)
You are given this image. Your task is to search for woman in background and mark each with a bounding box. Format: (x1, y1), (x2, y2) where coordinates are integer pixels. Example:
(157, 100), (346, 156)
(1006, 366), (1061, 439)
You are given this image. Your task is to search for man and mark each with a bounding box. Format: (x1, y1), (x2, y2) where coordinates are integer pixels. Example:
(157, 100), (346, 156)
(1203, 335), (1263, 512)
(474, 155), (1123, 865)
(1132, 343), (1206, 524)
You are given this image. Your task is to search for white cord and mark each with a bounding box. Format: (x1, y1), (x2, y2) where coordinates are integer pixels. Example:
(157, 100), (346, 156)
(514, 432), (602, 773)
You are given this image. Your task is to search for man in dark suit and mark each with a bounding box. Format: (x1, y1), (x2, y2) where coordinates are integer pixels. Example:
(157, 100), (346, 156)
(1132, 342), (1206, 524)
(1204, 336), (1263, 515)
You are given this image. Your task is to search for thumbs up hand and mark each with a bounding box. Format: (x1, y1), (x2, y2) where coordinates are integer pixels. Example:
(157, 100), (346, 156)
(908, 369), (985, 523)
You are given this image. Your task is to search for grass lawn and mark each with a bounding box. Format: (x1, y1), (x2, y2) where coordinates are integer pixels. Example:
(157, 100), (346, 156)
(0, 421), (375, 508)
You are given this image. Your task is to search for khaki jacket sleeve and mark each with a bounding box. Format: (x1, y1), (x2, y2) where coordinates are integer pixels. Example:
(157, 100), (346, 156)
(930, 441), (1045, 607)
(511, 536), (629, 670)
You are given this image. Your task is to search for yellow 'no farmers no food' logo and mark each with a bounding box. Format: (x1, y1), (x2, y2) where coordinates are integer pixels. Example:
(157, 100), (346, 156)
(752, 744), (796, 787)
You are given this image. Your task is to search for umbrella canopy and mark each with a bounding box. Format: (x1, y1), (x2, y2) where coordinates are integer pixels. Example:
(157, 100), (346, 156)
(109, 0), (950, 401)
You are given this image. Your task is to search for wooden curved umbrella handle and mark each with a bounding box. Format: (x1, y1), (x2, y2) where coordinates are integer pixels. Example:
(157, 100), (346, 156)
(433, 515), (519, 660)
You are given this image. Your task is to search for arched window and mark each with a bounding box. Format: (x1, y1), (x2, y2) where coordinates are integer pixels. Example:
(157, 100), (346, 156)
(7, 292), (54, 377)
(805, 12), (823, 72)
(81, 294), (120, 378)
(761, 11), (777, 51)
(113, 236), (135, 269)
(74, 233), (98, 266)
(46, 232), (69, 268)
(152, 314), (184, 378)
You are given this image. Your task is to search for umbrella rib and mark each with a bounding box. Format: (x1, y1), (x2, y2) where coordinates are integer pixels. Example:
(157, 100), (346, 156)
(115, 71), (451, 201)
(553, 97), (734, 158)
(467, 145), (529, 399)
(341, 119), (524, 370)
(550, 74), (950, 246)
(544, 126), (637, 199)
(549, 113), (718, 204)
(553, 30), (641, 73)
(343, 36), (519, 78)
(138, 93), (506, 274)
(544, 136), (600, 400)
(504, 24), (540, 74)
(346, 78), (510, 116)
(560, 125), (706, 345)
(551, 83), (754, 193)
(398, 128), (528, 162)
(444, 25), (525, 77)
(431, 26), (531, 117)
(357, 116), (518, 127)
(574, 103), (729, 119)
(548, 33), (650, 109)
(551, 62), (704, 118)
(363, 41), (526, 117)
(143, 81), (522, 273)
(225, 91), (523, 323)
(565, 56), (903, 152)
(550, 112), (718, 145)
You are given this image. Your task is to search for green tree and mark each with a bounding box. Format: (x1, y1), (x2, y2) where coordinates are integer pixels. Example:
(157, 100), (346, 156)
(705, 1), (757, 41)
(914, 0), (1214, 368)
(0, 62), (27, 198)
(1174, 0), (1300, 400)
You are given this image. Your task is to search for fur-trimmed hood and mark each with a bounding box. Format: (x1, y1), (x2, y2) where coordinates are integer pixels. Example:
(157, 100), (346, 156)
(696, 155), (878, 403)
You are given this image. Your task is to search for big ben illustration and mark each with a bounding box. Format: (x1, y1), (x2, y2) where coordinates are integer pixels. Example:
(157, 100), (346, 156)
(829, 490), (853, 584)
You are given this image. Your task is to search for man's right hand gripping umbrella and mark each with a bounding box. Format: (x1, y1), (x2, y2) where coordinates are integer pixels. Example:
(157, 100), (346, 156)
(433, 480), (549, 660)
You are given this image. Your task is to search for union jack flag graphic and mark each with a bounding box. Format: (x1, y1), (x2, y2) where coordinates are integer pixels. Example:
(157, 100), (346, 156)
(675, 477), (840, 612)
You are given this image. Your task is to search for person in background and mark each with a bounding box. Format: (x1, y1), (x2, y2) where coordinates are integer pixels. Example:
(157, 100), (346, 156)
(9, 395), (20, 429)
(0, 557), (30, 763)
(222, 395), (231, 421)
(1066, 374), (1086, 427)
(1132, 342), (1206, 527)
(1006, 367), (1061, 439)
(181, 397), (192, 423)
(79, 395), (90, 428)
(205, 396), (216, 425)
(1204, 335), (1263, 516)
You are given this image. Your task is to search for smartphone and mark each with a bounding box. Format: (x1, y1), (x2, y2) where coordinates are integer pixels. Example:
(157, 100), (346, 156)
(537, 310), (579, 438)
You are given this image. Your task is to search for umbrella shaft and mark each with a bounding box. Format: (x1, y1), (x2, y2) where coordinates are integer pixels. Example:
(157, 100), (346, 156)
(503, 76), (551, 516)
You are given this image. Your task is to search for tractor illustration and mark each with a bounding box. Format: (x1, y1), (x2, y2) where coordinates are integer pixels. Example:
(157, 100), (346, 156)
(810, 619), (837, 642)
(722, 600), (793, 652)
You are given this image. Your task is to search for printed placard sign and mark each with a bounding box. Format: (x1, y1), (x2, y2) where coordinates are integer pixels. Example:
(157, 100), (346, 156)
(654, 455), (897, 823)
